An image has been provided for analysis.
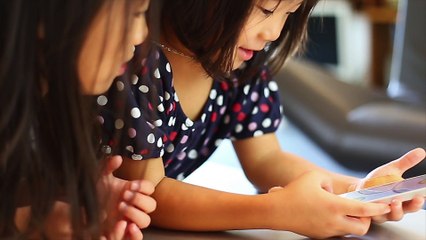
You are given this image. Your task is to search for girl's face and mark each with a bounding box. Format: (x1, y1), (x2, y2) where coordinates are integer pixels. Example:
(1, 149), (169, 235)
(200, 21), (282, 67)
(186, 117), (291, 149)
(233, 0), (303, 69)
(78, 0), (150, 94)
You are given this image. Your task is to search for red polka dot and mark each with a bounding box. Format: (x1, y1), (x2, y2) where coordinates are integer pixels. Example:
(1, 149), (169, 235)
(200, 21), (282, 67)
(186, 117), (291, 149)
(260, 104), (269, 112)
(169, 131), (178, 141)
(221, 81), (229, 91)
(141, 66), (148, 75)
(232, 103), (242, 112)
(148, 102), (153, 111)
(237, 112), (246, 122)
(139, 149), (150, 155)
(211, 112), (217, 122)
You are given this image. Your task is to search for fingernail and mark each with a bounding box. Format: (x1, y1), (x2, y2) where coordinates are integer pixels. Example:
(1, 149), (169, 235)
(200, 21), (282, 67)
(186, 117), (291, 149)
(123, 190), (134, 201)
(119, 201), (127, 211)
(130, 181), (140, 191)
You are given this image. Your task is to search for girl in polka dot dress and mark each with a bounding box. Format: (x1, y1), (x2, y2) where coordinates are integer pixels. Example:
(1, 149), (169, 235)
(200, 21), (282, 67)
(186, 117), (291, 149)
(1, 0), (156, 238)
(100, 0), (426, 238)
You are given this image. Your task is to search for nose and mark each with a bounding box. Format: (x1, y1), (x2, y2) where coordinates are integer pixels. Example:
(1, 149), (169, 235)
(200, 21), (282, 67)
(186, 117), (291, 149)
(259, 17), (287, 42)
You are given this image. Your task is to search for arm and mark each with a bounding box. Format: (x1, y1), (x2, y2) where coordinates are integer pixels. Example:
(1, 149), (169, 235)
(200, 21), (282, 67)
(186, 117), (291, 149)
(233, 133), (358, 194)
(149, 173), (389, 238)
(233, 133), (425, 222)
(113, 157), (165, 186)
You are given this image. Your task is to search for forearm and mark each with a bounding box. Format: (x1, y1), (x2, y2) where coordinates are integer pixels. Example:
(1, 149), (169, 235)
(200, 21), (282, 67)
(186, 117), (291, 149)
(243, 150), (359, 194)
(150, 177), (274, 231)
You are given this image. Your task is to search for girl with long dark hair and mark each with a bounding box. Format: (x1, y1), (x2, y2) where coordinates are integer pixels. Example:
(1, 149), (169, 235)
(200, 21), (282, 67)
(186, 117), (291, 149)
(0, 0), (156, 238)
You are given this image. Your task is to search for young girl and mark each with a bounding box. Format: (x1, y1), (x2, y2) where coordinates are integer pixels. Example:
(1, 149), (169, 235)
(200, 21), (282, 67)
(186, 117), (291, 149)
(0, 0), (156, 239)
(100, 0), (425, 238)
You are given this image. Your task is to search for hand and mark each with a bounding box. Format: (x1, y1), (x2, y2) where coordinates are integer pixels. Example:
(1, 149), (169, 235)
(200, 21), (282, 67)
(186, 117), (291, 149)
(100, 220), (143, 240)
(98, 155), (157, 238)
(266, 171), (390, 238)
(355, 148), (425, 223)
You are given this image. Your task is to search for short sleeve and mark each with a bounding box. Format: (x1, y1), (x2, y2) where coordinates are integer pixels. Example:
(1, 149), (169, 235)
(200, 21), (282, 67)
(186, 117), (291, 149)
(229, 66), (283, 139)
(99, 76), (165, 161)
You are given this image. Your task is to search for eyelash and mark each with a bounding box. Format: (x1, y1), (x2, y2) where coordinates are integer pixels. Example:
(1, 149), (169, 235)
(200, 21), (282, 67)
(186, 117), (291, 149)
(259, 7), (275, 16)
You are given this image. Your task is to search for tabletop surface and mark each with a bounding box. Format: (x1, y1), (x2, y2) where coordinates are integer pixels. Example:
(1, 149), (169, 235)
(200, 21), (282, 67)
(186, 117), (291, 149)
(144, 151), (426, 240)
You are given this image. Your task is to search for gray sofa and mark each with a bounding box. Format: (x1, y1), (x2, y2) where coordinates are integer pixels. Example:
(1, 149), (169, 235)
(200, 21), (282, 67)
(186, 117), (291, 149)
(276, 0), (426, 177)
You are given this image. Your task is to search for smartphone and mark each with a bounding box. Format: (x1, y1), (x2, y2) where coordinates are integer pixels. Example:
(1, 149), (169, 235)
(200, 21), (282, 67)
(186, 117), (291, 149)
(340, 174), (426, 203)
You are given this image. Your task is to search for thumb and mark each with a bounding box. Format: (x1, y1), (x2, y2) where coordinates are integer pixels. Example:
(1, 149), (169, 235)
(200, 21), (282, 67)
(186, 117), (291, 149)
(390, 148), (425, 175)
(103, 155), (123, 176)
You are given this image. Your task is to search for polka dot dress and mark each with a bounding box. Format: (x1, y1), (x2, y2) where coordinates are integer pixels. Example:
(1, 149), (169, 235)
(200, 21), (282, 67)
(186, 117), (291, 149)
(99, 47), (283, 179)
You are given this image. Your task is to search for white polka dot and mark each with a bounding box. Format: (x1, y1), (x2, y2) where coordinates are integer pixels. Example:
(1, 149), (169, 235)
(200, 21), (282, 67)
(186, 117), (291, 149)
(166, 63), (171, 72)
(235, 124), (243, 133)
(174, 93), (179, 102)
(215, 139), (223, 147)
(160, 149), (164, 157)
(166, 144), (175, 153)
(153, 119), (163, 127)
(97, 95), (108, 106)
(188, 150), (198, 159)
(131, 74), (139, 85)
(131, 154), (143, 160)
(139, 85), (149, 93)
(147, 133), (155, 144)
(102, 145), (112, 154)
(254, 130), (263, 137)
(168, 117), (175, 127)
(243, 85), (250, 95)
(201, 129), (206, 135)
(262, 118), (272, 128)
(181, 123), (188, 131)
(116, 81), (125, 91)
(209, 89), (217, 100)
(125, 145), (134, 153)
(157, 138), (163, 148)
(154, 68), (161, 78)
(269, 81), (279, 91)
(185, 118), (194, 127)
(252, 106), (259, 115)
(157, 103), (165, 112)
(115, 119), (124, 129)
(264, 88), (270, 98)
(201, 113), (207, 123)
(216, 95), (224, 106)
(177, 173), (185, 180)
(208, 105), (213, 112)
(165, 92), (171, 100)
(131, 108), (141, 118)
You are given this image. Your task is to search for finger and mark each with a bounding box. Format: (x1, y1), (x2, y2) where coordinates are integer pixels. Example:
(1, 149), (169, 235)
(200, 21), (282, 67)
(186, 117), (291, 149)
(129, 180), (156, 195)
(119, 202), (152, 229)
(341, 199), (391, 217)
(104, 156), (124, 176)
(108, 220), (127, 240)
(401, 195), (425, 213)
(123, 191), (157, 213)
(387, 199), (404, 221)
(268, 186), (283, 193)
(341, 216), (371, 236)
(390, 148), (425, 175)
(127, 223), (143, 240)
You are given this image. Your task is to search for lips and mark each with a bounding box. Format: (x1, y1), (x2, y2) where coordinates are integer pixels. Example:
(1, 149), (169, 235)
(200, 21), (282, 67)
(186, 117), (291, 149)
(238, 47), (254, 61)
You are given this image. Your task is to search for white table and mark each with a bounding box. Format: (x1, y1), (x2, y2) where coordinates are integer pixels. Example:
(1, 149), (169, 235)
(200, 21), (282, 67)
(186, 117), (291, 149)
(144, 157), (426, 240)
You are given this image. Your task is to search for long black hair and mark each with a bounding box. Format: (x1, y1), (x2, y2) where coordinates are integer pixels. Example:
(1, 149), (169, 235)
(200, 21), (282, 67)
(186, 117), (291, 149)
(158, 0), (319, 81)
(0, 0), (147, 238)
